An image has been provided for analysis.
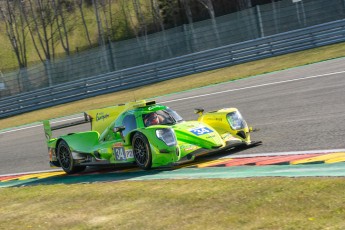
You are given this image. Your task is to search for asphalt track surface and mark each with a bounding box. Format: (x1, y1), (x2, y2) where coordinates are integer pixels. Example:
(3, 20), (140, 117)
(1, 57), (345, 175)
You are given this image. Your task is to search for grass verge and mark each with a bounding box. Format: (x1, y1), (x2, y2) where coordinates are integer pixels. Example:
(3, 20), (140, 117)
(1, 42), (345, 130)
(1, 178), (344, 229)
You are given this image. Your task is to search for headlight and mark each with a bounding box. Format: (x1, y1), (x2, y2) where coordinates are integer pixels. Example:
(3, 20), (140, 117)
(227, 111), (247, 130)
(156, 128), (177, 147)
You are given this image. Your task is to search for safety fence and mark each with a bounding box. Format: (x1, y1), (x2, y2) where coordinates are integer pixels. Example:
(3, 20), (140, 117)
(1, 19), (345, 118)
(1, 0), (344, 97)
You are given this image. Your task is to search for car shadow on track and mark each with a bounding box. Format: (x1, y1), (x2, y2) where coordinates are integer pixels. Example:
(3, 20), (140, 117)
(2, 146), (256, 187)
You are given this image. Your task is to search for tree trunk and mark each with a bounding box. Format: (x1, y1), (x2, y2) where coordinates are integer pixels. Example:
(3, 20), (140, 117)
(197, 0), (221, 46)
(180, 0), (198, 52)
(77, 0), (92, 47)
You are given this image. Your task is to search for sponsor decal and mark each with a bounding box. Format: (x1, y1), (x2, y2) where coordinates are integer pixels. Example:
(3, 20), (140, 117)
(148, 105), (164, 111)
(189, 126), (213, 136)
(181, 144), (198, 151)
(222, 133), (230, 140)
(206, 134), (216, 139)
(185, 146), (198, 151)
(113, 143), (123, 147)
(205, 117), (223, 121)
(96, 112), (110, 121)
(223, 133), (238, 141)
(125, 149), (134, 159)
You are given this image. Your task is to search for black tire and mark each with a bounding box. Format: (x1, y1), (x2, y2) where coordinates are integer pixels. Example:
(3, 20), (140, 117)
(132, 133), (152, 169)
(57, 140), (86, 174)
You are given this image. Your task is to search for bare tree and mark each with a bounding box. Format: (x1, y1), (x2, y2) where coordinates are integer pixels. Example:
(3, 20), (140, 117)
(180, 0), (199, 51)
(158, 0), (181, 27)
(76, 0), (92, 47)
(23, 0), (57, 86)
(132, 0), (148, 38)
(0, 0), (29, 92)
(0, 0), (28, 69)
(237, 0), (252, 10)
(91, 0), (115, 71)
(151, 0), (168, 31)
(24, 0), (54, 62)
(51, 0), (72, 56)
(196, 0), (220, 45)
(118, 0), (132, 39)
(121, 0), (138, 37)
(121, 0), (149, 60)
(180, 0), (193, 24)
(99, 0), (112, 43)
(99, 0), (116, 70)
(150, 0), (172, 57)
(92, 0), (106, 46)
(105, 0), (115, 39)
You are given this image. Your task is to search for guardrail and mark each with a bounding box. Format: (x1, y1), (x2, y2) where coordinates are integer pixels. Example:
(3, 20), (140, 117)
(1, 19), (345, 119)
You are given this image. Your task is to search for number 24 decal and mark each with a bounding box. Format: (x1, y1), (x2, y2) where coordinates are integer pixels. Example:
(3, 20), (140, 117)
(190, 127), (213, 136)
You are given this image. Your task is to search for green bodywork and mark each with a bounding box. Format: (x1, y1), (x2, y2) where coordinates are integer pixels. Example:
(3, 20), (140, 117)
(44, 100), (256, 171)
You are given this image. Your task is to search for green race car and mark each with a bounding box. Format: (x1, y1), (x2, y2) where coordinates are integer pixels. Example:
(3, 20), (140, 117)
(44, 100), (261, 174)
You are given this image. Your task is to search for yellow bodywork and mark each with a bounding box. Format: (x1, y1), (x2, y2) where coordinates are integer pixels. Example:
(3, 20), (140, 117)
(85, 100), (148, 136)
(197, 108), (252, 144)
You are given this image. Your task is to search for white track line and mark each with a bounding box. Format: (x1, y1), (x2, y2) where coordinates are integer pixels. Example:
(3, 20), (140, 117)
(0, 116), (84, 134)
(161, 70), (345, 104)
(2, 70), (345, 135)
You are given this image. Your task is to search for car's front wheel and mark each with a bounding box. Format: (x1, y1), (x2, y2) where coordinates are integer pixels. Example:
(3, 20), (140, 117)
(57, 140), (86, 174)
(132, 133), (152, 169)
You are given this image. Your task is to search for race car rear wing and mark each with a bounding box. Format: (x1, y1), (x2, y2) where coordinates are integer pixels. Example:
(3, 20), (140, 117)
(43, 113), (91, 140)
(43, 100), (156, 140)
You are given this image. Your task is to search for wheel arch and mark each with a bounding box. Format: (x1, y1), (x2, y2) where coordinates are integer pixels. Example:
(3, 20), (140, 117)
(131, 131), (153, 169)
(129, 131), (139, 144)
(56, 131), (99, 153)
(55, 137), (86, 174)
(128, 129), (153, 144)
(55, 138), (68, 153)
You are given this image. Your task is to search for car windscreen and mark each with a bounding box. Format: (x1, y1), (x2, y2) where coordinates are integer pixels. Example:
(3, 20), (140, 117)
(226, 111), (247, 130)
(143, 109), (183, 127)
(165, 108), (183, 122)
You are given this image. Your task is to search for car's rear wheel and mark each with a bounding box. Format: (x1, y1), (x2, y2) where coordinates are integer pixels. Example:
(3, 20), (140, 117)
(132, 133), (152, 169)
(57, 140), (86, 174)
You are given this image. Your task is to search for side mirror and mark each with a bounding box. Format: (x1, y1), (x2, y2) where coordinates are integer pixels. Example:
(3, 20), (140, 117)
(194, 108), (204, 115)
(113, 126), (125, 133)
(249, 127), (259, 132)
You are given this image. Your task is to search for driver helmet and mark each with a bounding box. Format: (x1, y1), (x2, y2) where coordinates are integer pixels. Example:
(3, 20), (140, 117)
(144, 112), (159, 126)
